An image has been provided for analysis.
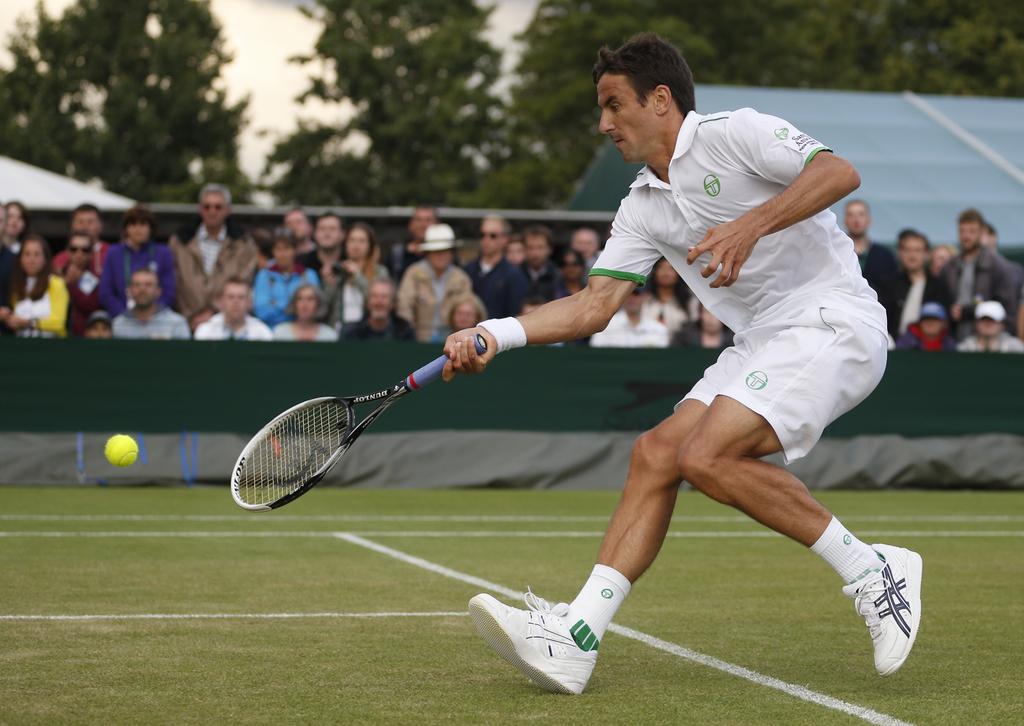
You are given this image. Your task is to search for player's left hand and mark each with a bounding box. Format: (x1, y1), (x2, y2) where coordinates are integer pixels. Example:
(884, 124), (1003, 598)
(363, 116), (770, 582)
(686, 217), (761, 288)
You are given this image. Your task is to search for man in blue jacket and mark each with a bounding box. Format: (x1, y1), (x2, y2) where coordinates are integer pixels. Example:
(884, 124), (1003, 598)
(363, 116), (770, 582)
(464, 215), (528, 318)
(845, 199), (897, 294)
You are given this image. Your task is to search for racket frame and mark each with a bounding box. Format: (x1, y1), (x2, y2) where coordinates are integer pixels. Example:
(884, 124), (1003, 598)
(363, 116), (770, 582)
(230, 334), (486, 511)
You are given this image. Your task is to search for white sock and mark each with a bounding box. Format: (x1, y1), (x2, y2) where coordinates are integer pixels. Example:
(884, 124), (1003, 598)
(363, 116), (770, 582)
(811, 516), (884, 584)
(566, 564), (631, 651)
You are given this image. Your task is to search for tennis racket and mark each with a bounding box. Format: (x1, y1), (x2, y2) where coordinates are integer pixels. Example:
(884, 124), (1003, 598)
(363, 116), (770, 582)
(231, 334), (487, 511)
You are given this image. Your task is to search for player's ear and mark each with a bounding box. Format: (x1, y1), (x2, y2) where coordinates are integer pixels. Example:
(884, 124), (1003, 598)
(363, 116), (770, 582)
(653, 85), (672, 115)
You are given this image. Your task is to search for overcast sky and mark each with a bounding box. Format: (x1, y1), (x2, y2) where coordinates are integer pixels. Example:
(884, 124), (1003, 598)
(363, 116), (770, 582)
(0, 0), (539, 180)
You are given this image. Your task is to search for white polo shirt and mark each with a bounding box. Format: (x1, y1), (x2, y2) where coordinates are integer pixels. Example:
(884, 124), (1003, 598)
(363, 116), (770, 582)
(194, 313), (273, 341)
(590, 108), (886, 335)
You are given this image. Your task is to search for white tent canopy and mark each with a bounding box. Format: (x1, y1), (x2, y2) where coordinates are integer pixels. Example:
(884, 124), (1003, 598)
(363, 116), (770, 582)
(0, 156), (134, 210)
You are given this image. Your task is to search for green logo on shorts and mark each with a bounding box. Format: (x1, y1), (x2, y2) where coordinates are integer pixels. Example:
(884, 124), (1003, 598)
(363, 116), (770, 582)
(745, 371), (768, 390)
(601, 588), (614, 599)
(774, 127), (789, 140)
(703, 174), (721, 197)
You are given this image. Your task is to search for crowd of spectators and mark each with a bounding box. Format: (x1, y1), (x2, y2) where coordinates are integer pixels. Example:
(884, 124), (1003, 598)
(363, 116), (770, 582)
(1, 188), (1022, 355)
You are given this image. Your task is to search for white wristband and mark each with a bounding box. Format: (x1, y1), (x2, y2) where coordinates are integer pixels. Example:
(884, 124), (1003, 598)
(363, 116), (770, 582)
(479, 317), (527, 354)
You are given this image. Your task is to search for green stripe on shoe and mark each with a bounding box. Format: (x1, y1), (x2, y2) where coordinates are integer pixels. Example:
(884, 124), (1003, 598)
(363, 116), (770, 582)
(588, 268), (647, 285)
(570, 619), (600, 652)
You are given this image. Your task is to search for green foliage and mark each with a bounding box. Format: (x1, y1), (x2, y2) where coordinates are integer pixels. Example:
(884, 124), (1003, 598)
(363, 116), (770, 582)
(266, 0), (504, 206)
(0, 0), (249, 202)
(474, 0), (1024, 209)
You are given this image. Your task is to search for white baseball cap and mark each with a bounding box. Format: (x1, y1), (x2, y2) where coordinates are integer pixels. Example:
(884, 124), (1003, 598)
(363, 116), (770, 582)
(420, 223), (459, 252)
(975, 300), (1006, 322)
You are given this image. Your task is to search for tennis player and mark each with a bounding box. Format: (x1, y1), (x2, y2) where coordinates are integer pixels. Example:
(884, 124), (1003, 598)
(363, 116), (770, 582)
(443, 33), (922, 694)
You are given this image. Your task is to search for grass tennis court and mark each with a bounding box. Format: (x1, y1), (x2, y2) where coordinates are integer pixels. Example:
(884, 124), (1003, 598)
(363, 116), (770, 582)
(1, 486), (1022, 725)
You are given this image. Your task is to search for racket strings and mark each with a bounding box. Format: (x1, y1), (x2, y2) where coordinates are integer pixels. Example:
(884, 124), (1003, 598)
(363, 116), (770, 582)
(236, 400), (351, 506)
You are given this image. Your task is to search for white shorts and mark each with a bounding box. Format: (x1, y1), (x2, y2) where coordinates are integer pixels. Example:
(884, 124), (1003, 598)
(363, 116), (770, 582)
(682, 306), (888, 463)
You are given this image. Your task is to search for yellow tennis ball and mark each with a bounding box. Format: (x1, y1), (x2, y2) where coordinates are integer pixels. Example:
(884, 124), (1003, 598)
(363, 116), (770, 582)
(104, 434), (139, 467)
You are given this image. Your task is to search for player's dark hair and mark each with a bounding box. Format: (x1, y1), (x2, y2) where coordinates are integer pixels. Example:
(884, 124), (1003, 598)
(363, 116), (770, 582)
(897, 228), (930, 250)
(592, 33), (695, 116)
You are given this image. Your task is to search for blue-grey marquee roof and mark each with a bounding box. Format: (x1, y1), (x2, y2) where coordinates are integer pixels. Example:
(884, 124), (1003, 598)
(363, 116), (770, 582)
(569, 85), (1024, 247)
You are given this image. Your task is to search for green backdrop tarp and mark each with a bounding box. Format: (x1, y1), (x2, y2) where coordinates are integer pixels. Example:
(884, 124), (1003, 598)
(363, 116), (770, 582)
(2, 339), (1022, 437)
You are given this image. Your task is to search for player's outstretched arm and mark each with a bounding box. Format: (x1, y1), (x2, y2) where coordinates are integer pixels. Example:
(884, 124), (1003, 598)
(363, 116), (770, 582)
(686, 152), (860, 288)
(442, 275), (635, 380)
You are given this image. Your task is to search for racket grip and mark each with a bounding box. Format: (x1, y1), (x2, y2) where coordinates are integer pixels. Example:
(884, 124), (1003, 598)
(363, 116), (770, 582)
(405, 334), (487, 390)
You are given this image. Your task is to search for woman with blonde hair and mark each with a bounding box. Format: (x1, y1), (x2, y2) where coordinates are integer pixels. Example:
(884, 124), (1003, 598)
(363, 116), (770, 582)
(1, 234), (68, 337)
(273, 284), (338, 342)
(446, 292), (487, 332)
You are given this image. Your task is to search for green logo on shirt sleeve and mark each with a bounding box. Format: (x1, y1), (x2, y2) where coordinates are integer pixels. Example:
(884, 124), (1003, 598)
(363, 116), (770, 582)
(774, 127), (789, 140)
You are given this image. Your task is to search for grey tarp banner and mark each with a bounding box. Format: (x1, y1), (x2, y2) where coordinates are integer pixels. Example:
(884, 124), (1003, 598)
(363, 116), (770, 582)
(2, 432), (1022, 489)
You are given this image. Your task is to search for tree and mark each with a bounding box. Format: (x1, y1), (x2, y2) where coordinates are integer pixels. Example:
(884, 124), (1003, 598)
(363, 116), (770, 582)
(0, 0), (249, 202)
(266, 0), (504, 207)
(474, 0), (1024, 209)
(467, 1), (716, 209)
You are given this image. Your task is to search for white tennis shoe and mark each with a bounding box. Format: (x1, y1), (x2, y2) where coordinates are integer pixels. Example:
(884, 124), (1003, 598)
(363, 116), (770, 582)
(468, 590), (597, 695)
(843, 543), (923, 676)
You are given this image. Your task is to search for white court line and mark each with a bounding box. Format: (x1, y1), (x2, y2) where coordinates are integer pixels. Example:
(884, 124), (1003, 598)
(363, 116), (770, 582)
(0, 611), (466, 622)
(0, 531), (333, 538)
(333, 533), (912, 726)
(0, 530), (1021, 539)
(1, 514), (1021, 523)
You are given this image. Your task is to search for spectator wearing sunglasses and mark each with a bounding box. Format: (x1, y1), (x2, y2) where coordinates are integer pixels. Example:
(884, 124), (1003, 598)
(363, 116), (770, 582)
(52, 204), (109, 277)
(555, 248), (587, 298)
(59, 231), (106, 336)
(168, 183), (257, 332)
(464, 215), (527, 319)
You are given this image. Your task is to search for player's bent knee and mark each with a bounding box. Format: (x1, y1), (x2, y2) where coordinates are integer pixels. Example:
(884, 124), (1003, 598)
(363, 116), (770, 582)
(677, 445), (735, 505)
(628, 429), (682, 491)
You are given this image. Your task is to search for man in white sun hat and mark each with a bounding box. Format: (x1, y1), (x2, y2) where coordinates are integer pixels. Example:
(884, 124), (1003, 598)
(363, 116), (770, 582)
(957, 300), (1024, 353)
(396, 223), (473, 343)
